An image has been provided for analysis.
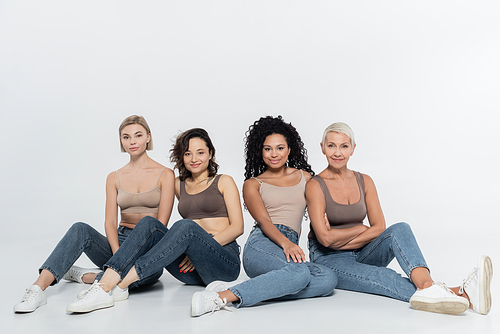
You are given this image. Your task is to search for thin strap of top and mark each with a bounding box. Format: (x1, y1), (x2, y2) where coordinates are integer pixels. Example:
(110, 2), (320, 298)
(116, 167), (166, 188)
(255, 170), (307, 235)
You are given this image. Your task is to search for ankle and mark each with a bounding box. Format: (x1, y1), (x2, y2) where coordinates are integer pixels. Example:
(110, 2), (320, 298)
(416, 280), (434, 290)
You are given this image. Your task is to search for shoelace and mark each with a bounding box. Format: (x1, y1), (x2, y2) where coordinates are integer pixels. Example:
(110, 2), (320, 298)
(206, 296), (232, 315)
(434, 281), (456, 295)
(66, 269), (80, 281)
(21, 288), (39, 303)
(78, 281), (105, 301)
(459, 267), (477, 295)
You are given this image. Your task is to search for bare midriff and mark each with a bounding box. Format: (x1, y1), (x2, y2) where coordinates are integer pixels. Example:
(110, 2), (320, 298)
(119, 213), (158, 229)
(192, 217), (230, 236)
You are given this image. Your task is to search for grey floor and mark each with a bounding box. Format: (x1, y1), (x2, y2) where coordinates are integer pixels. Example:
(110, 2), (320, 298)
(3, 251), (499, 334)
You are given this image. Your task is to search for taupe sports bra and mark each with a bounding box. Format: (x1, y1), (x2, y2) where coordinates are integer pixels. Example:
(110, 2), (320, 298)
(255, 170), (307, 234)
(116, 168), (165, 214)
(309, 171), (367, 240)
(178, 174), (228, 220)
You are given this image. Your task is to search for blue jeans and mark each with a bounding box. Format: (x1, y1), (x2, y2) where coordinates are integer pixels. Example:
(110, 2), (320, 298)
(39, 222), (162, 288)
(228, 225), (337, 308)
(308, 222), (428, 302)
(104, 216), (241, 285)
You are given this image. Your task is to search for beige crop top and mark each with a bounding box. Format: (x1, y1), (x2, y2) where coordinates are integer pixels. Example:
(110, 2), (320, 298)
(116, 168), (165, 215)
(255, 170), (307, 234)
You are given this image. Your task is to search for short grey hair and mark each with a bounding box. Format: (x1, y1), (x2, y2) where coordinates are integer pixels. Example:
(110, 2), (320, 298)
(322, 122), (355, 147)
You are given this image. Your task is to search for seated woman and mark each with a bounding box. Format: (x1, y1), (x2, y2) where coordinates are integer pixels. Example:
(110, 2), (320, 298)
(306, 122), (492, 315)
(14, 115), (175, 313)
(191, 116), (337, 316)
(66, 128), (244, 313)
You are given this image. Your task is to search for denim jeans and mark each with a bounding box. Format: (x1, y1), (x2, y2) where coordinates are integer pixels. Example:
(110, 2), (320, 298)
(228, 224), (337, 308)
(39, 222), (162, 288)
(308, 222), (428, 302)
(104, 216), (241, 286)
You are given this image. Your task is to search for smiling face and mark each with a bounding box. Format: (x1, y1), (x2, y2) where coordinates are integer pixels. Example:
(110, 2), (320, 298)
(183, 137), (212, 176)
(321, 131), (355, 168)
(120, 124), (150, 155)
(262, 133), (290, 169)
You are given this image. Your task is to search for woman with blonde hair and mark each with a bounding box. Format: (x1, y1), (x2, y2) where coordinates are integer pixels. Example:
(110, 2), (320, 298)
(14, 115), (175, 313)
(306, 122), (492, 315)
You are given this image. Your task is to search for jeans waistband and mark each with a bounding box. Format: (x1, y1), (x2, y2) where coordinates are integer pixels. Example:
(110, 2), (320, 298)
(117, 226), (133, 234)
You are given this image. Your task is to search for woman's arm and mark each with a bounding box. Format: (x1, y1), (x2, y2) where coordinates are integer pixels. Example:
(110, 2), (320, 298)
(243, 177), (306, 263)
(335, 174), (386, 250)
(104, 172), (120, 254)
(306, 178), (368, 249)
(157, 168), (175, 226)
(211, 175), (244, 246)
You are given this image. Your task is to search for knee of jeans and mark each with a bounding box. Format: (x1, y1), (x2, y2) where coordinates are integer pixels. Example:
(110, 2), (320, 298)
(287, 264), (311, 289)
(171, 219), (198, 234)
(68, 222), (91, 236)
(389, 222), (412, 236)
(309, 264), (338, 294)
(136, 216), (163, 228)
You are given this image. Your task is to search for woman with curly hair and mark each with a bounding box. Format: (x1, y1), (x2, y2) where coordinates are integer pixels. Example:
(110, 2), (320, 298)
(66, 128), (244, 313)
(190, 116), (337, 316)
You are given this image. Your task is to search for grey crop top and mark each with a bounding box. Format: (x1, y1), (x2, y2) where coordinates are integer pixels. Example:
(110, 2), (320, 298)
(255, 170), (307, 234)
(116, 168), (165, 214)
(178, 174), (229, 220)
(309, 171), (367, 240)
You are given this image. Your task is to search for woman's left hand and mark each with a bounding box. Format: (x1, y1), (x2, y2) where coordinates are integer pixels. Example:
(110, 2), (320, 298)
(179, 255), (195, 273)
(283, 242), (306, 263)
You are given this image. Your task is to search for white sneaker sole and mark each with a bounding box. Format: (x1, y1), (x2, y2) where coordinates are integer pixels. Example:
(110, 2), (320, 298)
(410, 296), (469, 315)
(190, 291), (202, 317)
(476, 255), (493, 315)
(112, 289), (129, 302)
(66, 300), (114, 313)
(14, 300), (47, 313)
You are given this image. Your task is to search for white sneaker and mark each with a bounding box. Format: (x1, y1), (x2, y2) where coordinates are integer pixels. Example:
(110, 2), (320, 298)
(66, 281), (114, 313)
(77, 284), (129, 302)
(459, 255), (493, 315)
(410, 282), (469, 315)
(111, 286), (129, 302)
(63, 265), (101, 284)
(13, 285), (47, 313)
(191, 290), (231, 317)
(205, 279), (245, 293)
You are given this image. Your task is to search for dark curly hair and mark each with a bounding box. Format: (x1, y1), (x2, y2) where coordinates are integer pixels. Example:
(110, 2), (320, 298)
(244, 115), (314, 180)
(170, 128), (219, 181)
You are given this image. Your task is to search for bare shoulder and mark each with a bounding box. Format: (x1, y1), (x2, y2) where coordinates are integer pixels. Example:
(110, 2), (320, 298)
(106, 171), (118, 184)
(361, 173), (375, 185)
(361, 173), (377, 192)
(305, 175), (321, 191)
(160, 167), (175, 180)
(218, 174), (237, 188)
(243, 177), (260, 192)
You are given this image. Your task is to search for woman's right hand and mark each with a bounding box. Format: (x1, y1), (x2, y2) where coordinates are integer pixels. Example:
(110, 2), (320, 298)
(283, 241), (306, 263)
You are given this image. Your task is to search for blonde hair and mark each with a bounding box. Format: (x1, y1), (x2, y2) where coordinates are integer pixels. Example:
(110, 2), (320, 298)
(119, 115), (153, 152)
(322, 122), (355, 147)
